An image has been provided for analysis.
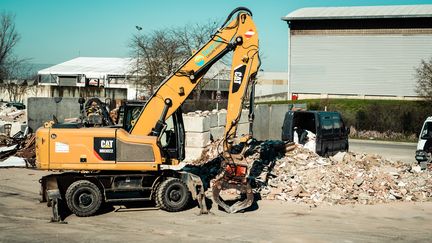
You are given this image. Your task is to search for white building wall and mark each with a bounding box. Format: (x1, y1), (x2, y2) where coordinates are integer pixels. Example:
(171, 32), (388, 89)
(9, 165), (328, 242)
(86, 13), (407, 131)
(290, 34), (432, 97)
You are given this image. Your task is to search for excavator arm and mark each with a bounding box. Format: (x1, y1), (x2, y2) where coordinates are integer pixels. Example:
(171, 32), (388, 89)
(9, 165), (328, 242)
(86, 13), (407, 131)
(130, 7), (259, 138)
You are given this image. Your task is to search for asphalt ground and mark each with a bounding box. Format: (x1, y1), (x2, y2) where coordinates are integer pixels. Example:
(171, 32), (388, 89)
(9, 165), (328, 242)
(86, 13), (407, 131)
(349, 139), (417, 164)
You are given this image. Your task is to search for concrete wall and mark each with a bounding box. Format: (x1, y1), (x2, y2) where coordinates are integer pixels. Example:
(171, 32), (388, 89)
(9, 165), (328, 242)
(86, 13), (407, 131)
(253, 104), (290, 141)
(27, 97), (81, 131)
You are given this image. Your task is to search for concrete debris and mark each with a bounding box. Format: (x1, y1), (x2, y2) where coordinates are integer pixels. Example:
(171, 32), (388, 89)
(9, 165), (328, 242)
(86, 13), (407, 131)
(0, 133), (35, 167)
(0, 156), (26, 167)
(259, 149), (432, 205)
(190, 141), (431, 206)
(0, 104), (27, 123)
(0, 104), (27, 137)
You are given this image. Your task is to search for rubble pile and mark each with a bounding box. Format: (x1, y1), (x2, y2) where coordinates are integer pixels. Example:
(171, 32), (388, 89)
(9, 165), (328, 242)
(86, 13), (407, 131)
(0, 134), (36, 167)
(0, 105), (26, 123)
(259, 147), (432, 205)
(189, 140), (431, 206)
(0, 104), (27, 137)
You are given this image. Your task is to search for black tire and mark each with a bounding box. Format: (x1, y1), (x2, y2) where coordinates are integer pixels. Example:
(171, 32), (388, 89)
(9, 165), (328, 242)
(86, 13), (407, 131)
(153, 181), (162, 208)
(65, 180), (103, 217)
(156, 178), (190, 212)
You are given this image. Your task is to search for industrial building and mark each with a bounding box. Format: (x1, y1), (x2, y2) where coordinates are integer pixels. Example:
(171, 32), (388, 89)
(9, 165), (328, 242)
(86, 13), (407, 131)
(282, 4), (432, 100)
(37, 57), (231, 101)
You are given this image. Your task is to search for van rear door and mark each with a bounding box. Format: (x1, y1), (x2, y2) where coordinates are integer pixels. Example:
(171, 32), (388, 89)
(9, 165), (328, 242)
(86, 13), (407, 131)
(281, 111), (294, 141)
(332, 113), (344, 151)
(318, 114), (334, 155)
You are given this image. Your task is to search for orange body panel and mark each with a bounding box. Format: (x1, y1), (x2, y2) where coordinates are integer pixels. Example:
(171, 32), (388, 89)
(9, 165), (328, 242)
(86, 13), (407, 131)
(36, 127), (161, 171)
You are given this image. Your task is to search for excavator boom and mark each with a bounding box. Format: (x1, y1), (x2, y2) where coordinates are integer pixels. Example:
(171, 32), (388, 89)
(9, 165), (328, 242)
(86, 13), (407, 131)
(130, 7), (259, 139)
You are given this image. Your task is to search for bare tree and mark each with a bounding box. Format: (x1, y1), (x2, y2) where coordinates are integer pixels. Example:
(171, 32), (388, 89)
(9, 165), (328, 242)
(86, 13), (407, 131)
(129, 20), (220, 98)
(415, 57), (432, 101)
(0, 12), (20, 81)
(173, 20), (219, 56)
(130, 30), (183, 95)
(1, 57), (35, 102)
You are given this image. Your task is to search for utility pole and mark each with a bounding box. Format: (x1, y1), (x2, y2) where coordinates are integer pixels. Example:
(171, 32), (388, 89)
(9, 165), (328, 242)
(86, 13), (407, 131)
(135, 25), (142, 100)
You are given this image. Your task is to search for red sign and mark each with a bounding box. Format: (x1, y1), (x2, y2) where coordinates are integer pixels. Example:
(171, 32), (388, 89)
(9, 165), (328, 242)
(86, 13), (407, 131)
(244, 29), (255, 39)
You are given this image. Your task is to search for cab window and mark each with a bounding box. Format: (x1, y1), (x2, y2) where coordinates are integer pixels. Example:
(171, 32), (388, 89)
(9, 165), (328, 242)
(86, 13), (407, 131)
(421, 122), (432, 139)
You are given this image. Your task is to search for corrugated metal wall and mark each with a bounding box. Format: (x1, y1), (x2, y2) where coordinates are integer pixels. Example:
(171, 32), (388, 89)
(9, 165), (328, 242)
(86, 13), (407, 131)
(290, 34), (432, 97)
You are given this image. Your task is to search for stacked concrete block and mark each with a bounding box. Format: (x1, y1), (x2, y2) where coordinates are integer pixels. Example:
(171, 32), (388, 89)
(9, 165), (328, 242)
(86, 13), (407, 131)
(209, 110), (224, 141)
(236, 109), (250, 137)
(183, 111), (211, 162)
(183, 115), (210, 132)
(217, 109), (227, 127)
(210, 126), (225, 140)
(183, 109), (252, 162)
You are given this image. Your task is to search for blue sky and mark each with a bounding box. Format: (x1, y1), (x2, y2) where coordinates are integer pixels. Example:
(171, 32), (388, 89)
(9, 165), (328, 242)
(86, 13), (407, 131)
(2, 0), (432, 71)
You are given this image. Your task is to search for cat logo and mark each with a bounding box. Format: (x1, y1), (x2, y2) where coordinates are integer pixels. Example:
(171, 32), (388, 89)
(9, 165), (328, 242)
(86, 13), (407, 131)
(94, 137), (116, 160)
(231, 64), (246, 93)
(101, 140), (113, 149)
(234, 71), (243, 84)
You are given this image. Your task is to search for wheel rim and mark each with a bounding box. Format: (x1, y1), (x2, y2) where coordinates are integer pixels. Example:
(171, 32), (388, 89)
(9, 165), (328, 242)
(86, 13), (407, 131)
(78, 193), (93, 207)
(74, 189), (94, 209)
(168, 186), (182, 203)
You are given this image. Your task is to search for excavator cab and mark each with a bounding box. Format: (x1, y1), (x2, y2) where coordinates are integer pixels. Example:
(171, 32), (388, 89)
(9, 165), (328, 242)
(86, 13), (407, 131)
(121, 101), (185, 161)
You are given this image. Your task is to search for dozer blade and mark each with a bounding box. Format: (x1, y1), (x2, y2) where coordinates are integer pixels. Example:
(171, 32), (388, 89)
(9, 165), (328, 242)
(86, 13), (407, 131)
(212, 178), (253, 213)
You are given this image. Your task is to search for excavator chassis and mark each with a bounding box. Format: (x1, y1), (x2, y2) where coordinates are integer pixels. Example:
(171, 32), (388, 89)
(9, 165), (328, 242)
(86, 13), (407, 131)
(40, 170), (208, 222)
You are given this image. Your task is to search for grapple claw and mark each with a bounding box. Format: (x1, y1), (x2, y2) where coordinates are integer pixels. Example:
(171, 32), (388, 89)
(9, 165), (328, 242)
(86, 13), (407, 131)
(211, 177), (253, 213)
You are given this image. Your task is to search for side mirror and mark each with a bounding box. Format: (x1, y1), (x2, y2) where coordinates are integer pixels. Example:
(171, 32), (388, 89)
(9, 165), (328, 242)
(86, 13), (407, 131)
(346, 127), (350, 135)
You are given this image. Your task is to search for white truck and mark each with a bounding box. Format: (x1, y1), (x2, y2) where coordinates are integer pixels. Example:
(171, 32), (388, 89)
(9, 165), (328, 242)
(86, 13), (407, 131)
(415, 116), (432, 169)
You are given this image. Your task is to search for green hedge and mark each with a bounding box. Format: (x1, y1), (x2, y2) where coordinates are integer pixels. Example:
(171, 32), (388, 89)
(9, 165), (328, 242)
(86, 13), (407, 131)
(259, 99), (432, 135)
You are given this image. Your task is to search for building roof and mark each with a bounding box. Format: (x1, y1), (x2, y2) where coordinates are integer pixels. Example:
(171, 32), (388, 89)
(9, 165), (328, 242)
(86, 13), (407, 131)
(282, 4), (432, 21)
(38, 57), (231, 80)
(38, 57), (134, 78)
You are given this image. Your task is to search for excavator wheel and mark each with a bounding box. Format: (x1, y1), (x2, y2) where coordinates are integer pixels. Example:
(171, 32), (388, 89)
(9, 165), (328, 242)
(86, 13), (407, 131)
(153, 181), (162, 208)
(65, 180), (103, 217)
(157, 178), (191, 212)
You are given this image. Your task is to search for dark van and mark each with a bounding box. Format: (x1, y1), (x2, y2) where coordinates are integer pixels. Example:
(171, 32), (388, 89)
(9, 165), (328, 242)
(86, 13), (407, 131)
(281, 111), (349, 156)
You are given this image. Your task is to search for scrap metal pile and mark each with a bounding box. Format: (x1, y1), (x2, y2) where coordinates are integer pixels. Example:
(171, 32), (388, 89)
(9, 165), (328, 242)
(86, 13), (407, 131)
(191, 141), (432, 206)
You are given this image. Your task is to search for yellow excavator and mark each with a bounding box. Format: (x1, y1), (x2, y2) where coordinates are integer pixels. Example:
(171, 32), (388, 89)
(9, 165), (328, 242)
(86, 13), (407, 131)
(36, 7), (260, 221)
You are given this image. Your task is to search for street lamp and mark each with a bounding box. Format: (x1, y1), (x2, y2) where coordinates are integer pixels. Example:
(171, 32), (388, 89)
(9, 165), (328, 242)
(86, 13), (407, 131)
(135, 25), (142, 99)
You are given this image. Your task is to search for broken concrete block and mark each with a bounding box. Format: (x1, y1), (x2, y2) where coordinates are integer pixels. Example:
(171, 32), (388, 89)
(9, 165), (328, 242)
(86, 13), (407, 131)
(183, 115), (210, 132)
(354, 177), (364, 187)
(0, 156), (26, 167)
(210, 126), (225, 140)
(217, 110), (227, 127)
(411, 165), (422, 173)
(209, 113), (218, 128)
(331, 152), (346, 163)
(185, 131), (211, 148)
(184, 147), (204, 162)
